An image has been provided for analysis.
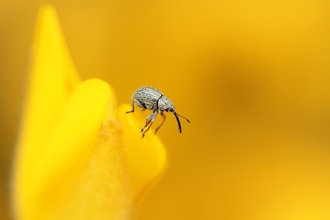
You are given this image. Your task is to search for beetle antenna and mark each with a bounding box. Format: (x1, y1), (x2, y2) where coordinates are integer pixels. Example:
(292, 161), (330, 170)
(176, 113), (190, 123)
(173, 113), (182, 133)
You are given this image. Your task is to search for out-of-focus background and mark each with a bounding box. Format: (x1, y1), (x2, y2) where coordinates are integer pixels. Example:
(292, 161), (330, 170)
(2, 0), (330, 219)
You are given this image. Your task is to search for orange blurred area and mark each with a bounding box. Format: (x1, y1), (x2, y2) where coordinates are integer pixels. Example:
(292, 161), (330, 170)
(2, 0), (330, 219)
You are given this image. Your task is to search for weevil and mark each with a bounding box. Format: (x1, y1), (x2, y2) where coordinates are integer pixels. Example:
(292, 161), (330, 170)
(126, 86), (190, 138)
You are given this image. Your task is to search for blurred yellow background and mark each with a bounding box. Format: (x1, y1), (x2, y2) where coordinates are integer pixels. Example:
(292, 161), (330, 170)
(2, 0), (330, 219)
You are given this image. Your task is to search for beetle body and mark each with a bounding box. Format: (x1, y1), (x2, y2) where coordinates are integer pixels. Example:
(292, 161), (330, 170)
(126, 86), (190, 137)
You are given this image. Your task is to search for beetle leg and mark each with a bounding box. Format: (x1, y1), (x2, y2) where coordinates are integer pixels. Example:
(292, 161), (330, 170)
(125, 101), (135, 114)
(142, 113), (158, 138)
(154, 112), (166, 134)
(141, 113), (154, 132)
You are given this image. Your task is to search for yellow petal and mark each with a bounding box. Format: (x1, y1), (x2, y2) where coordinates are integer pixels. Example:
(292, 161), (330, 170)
(34, 79), (127, 220)
(33, 78), (111, 204)
(12, 4), (127, 219)
(12, 3), (166, 219)
(21, 3), (80, 148)
(13, 4), (81, 219)
(118, 104), (167, 204)
(52, 115), (130, 220)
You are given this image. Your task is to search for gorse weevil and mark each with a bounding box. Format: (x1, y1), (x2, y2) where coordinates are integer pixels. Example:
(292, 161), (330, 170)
(126, 86), (190, 138)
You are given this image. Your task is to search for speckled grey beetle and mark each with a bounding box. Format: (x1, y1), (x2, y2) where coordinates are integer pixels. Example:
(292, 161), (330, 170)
(126, 86), (190, 138)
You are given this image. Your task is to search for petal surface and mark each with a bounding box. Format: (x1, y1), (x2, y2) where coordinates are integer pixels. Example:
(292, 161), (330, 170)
(12, 5), (129, 220)
(118, 104), (167, 204)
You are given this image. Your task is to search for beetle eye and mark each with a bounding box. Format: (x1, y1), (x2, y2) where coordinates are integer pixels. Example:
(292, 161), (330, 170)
(168, 106), (175, 112)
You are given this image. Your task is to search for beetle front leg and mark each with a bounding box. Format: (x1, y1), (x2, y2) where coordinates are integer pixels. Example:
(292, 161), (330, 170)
(125, 101), (135, 114)
(154, 112), (166, 134)
(142, 113), (158, 138)
(141, 113), (154, 132)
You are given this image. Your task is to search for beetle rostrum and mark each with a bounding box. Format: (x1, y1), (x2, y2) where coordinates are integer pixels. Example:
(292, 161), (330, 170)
(126, 86), (190, 138)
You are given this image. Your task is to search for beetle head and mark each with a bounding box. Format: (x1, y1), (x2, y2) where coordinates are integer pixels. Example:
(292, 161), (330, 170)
(167, 106), (176, 113)
(159, 96), (190, 133)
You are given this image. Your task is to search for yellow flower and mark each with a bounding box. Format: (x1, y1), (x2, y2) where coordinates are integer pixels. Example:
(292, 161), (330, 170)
(2, 1), (330, 220)
(11, 4), (166, 220)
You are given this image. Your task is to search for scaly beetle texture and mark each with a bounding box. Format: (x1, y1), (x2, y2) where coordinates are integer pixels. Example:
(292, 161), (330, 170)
(126, 86), (190, 138)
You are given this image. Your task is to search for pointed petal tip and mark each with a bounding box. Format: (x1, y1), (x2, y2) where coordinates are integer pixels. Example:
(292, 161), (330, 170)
(39, 3), (56, 16)
(36, 3), (58, 30)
